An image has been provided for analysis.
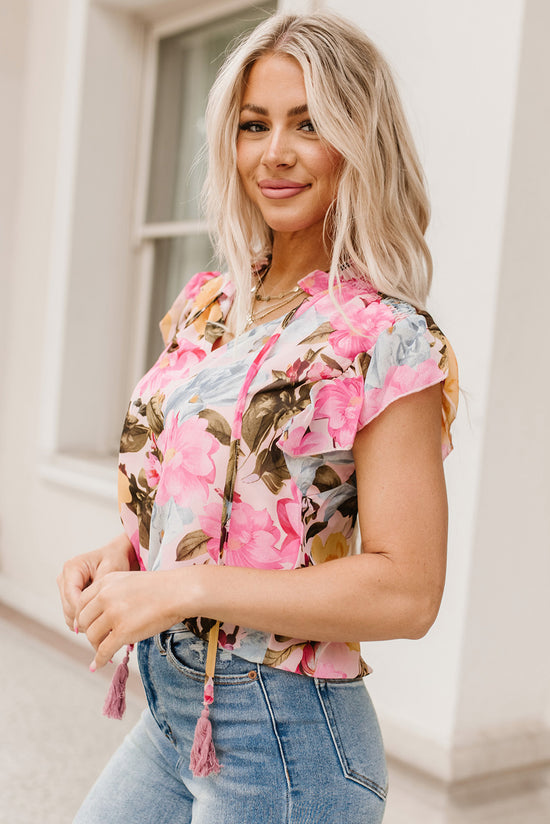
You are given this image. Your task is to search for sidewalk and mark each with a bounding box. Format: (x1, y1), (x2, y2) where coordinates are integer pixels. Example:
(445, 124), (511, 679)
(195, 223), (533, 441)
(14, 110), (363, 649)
(0, 605), (145, 824)
(1, 603), (549, 823)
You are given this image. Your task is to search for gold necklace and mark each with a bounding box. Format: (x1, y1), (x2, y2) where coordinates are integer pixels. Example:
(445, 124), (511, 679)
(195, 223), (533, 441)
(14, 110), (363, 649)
(245, 286), (304, 329)
(250, 262), (302, 303)
(253, 279), (302, 303)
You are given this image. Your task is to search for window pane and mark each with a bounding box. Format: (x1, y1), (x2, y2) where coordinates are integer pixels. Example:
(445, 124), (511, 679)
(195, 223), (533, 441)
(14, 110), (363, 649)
(146, 233), (214, 366)
(146, 4), (276, 224)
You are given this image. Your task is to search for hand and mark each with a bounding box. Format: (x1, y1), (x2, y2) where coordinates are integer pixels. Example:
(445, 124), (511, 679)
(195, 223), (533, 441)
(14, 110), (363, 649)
(57, 533), (139, 632)
(74, 569), (190, 670)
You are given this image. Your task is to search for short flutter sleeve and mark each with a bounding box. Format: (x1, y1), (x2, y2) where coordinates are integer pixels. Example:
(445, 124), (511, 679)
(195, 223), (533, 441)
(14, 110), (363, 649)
(358, 307), (458, 457)
(158, 271), (226, 345)
(278, 300), (458, 461)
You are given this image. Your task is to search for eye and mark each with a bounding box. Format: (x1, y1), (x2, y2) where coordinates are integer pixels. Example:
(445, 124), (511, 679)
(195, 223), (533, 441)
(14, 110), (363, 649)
(298, 120), (316, 133)
(238, 121), (268, 133)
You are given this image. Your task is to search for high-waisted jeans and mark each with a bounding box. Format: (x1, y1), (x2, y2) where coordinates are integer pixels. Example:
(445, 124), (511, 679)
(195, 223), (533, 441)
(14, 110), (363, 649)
(74, 627), (387, 823)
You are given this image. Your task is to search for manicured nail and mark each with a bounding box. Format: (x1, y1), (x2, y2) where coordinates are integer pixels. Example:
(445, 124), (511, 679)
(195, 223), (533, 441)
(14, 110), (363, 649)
(73, 620), (79, 634)
(89, 661), (96, 673)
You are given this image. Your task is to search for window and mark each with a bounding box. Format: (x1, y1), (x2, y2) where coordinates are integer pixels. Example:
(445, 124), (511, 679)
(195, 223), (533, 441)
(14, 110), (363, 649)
(137, 3), (277, 368)
(42, 1), (276, 496)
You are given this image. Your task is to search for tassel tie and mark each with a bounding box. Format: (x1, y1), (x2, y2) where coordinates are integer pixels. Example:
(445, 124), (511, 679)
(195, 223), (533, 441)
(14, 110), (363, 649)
(189, 622), (221, 777)
(103, 644), (134, 719)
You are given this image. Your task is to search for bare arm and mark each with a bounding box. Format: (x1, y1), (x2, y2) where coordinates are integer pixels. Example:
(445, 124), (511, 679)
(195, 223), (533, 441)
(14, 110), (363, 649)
(76, 384), (448, 668)
(192, 382), (447, 641)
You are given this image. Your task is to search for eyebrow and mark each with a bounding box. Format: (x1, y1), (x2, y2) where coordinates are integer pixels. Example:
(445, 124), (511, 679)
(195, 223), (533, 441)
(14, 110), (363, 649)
(239, 103), (309, 117)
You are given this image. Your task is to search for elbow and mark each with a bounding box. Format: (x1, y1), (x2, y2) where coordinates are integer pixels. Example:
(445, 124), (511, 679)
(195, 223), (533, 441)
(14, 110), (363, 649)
(403, 590), (444, 640)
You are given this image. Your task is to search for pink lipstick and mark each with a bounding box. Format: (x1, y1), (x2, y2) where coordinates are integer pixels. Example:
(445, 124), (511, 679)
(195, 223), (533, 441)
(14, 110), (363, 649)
(258, 179), (310, 199)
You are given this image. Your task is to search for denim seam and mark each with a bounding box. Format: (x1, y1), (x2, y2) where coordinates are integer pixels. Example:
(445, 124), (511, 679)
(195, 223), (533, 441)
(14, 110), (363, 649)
(256, 667), (291, 823)
(314, 680), (387, 801)
(165, 663), (253, 686)
(140, 640), (175, 743)
(164, 642), (258, 686)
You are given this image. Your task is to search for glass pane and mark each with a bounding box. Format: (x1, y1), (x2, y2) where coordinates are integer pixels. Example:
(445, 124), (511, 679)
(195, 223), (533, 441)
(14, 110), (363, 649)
(147, 4), (276, 224)
(146, 233), (215, 366)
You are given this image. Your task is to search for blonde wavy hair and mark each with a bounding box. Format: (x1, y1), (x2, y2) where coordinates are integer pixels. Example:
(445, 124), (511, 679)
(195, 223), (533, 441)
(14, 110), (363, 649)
(204, 11), (432, 331)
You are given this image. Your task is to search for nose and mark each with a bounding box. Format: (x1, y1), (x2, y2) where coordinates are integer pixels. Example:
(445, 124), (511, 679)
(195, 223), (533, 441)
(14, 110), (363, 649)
(262, 128), (296, 168)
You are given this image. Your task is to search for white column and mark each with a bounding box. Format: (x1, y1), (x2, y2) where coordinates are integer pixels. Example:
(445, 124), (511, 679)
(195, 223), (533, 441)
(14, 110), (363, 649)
(451, 0), (550, 778)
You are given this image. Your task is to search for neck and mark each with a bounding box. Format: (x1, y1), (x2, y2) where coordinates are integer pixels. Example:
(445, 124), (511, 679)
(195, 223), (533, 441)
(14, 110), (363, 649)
(266, 231), (332, 292)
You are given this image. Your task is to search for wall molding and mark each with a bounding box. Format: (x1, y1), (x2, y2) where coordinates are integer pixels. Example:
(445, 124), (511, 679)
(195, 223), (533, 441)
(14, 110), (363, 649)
(381, 714), (550, 785)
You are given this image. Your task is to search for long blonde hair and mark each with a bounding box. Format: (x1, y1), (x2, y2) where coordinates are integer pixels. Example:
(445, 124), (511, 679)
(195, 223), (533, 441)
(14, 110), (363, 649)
(204, 11), (432, 331)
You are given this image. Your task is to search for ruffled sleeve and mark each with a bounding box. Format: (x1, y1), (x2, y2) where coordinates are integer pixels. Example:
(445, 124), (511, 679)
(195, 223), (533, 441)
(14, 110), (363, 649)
(278, 302), (458, 461)
(357, 307), (458, 457)
(158, 271), (226, 346)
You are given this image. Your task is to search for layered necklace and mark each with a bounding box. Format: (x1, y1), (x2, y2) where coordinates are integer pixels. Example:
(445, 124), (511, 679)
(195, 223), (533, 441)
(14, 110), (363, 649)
(245, 262), (304, 329)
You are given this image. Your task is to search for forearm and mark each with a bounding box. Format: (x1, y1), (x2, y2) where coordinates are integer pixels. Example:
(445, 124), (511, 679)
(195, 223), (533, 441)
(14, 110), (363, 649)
(74, 543), (443, 670)
(107, 532), (141, 571)
(186, 551), (444, 643)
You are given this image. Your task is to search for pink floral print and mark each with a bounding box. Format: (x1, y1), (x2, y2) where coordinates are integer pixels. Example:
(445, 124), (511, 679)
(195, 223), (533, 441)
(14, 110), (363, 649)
(276, 482), (303, 561)
(328, 299), (395, 359)
(314, 377), (365, 448)
(118, 268), (458, 678)
(155, 413), (218, 507)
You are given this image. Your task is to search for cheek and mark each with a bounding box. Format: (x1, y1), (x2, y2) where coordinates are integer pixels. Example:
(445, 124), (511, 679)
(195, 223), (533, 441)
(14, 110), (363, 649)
(236, 140), (247, 181)
(309, 145), (341, 186)
(318, 164), (341, 204)
(236, 139), (255, 178)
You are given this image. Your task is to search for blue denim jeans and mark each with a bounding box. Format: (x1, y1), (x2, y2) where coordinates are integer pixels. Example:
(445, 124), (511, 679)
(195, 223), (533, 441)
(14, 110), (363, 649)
(74, 628), (387, 823)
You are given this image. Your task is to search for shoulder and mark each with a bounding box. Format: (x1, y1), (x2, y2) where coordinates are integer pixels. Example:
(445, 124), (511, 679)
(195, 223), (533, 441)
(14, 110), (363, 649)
(183, 271), (225, 302)
(302, 277), (438, 362)
(303, 271), (432, 341)
(295, 281), (459, 458)
(158, 271), (233, 345)
(353, 296), (458, 458)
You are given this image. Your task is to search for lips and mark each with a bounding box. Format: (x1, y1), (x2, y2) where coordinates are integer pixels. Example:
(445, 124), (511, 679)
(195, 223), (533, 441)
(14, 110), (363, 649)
(258, 179), (310, 199)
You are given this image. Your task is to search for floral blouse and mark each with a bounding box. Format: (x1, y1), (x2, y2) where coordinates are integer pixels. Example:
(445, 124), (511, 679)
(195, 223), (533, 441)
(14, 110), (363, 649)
(118, 269), (458, 679)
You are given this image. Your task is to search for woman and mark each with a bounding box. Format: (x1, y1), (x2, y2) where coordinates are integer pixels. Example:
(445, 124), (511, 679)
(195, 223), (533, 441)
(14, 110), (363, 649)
(58, 11), (458, 824)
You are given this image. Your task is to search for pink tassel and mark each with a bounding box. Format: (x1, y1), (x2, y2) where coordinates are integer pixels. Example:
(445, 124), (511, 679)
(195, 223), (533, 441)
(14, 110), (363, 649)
(189, 704), (221, 777)
(102, 645), (133, 720)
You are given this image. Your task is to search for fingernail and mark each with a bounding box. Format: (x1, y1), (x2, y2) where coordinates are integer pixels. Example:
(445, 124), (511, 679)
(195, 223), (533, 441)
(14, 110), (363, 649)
(73, 621), (79, 634)
(89, 661), (96, 673)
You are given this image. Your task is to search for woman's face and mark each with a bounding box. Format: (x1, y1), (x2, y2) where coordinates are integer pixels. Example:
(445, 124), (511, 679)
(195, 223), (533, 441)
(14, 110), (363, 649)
(236, 53), (341, 241)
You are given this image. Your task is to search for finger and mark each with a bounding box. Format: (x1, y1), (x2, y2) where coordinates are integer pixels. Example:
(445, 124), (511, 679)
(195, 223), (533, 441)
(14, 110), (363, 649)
(82, 610), (114, 652)
(58, 560), (94, 628)
(74, 570), (111, 629)
(57, 571), (87, 630)
(91, 632), (124, 671)
(75, 582), (105, 634)
(57, 573), (76, 629)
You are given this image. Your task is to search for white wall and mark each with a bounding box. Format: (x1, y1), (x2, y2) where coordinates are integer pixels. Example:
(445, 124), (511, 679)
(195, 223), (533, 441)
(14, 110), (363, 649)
(453, 0), (550, 775)
(0, 0), (133, 627)
(0, 0), (30, 387)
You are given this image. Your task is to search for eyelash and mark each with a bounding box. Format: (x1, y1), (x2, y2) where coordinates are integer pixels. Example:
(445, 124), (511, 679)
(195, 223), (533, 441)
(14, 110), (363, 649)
(238, 121), (267, 133)
(238, 120), (316, 134)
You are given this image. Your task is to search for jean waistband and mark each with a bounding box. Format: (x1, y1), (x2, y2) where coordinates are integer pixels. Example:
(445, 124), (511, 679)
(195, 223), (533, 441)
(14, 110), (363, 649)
(155, 622), (200, 652)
